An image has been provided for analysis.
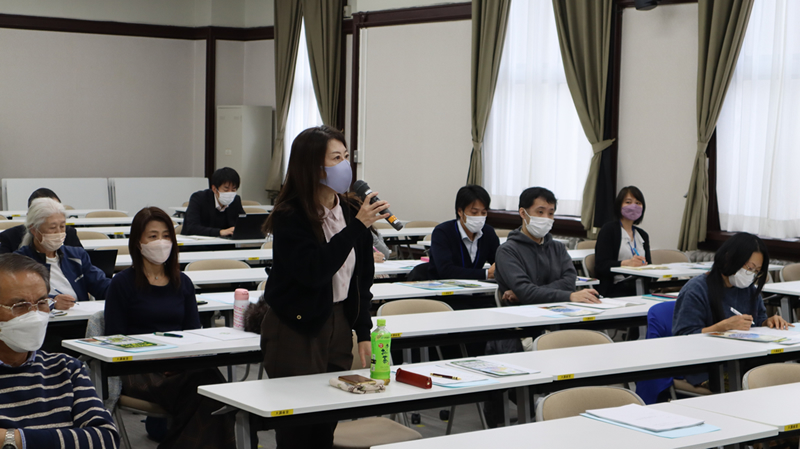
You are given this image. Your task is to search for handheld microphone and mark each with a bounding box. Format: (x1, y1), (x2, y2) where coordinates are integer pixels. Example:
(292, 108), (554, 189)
(352, 180), (404, 230)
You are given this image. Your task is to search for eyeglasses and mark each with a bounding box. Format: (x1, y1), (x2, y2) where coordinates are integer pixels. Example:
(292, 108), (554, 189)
(0, 300), (50, 317)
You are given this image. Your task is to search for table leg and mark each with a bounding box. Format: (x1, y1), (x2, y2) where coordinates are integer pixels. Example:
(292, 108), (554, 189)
(502, 391), (510, 428)
(635, 278), (645, 296)
(728, 361), (743, 392)
(90, 360), (106, 400)
(781, 296), (791, 324)
(235, 410), (257, 449)
(516, 386), (531, 424)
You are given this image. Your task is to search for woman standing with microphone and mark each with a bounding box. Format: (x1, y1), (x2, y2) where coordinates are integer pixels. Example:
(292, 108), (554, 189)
(253, 125), (388, 448)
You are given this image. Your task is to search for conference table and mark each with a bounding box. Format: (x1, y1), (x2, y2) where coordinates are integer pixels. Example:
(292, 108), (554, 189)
(170, 205), (273, 216)
(82, 236), (268, 250)
(762, 280), (800, 323)
(114, 249), (275, 269)
(7, 216), (182, 227)
(611, 262), (783, 296)
(0, 209), (129, 218)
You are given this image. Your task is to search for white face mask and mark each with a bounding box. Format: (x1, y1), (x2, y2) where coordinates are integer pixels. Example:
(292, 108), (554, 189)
(218, 191), (236, 207)
(140, 239), (173, 265)
(0, 311), (49, 353)
(462, 215), (486, 234)
(523, 210), (554, 239)
(730, 268), (757, 289)
(39, 232), (65, 252)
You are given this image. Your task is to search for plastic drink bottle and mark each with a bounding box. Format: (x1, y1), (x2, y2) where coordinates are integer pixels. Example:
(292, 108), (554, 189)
(232, 288), (249, 330)
(370, 319), (392, 384)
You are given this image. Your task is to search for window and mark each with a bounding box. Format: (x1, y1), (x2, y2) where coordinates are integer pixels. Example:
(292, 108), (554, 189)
(284, 22), (324, 175)
(484, 1), (591, 216)
(717, 0), (800, 238)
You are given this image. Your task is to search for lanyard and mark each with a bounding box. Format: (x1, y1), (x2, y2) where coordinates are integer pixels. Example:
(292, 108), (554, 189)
(456, 221), (481, 269)
(621, 221), (639, 256)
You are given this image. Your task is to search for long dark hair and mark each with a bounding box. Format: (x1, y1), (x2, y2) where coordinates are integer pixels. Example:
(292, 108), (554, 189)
(129, 207), (181, 291)
(263, 125), (348, 241)
(614, 186), (646, 225)
(707, 232), (769, 323)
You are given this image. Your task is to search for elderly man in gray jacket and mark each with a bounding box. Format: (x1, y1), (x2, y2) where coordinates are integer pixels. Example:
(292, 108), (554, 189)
(495, 187), (600, 305)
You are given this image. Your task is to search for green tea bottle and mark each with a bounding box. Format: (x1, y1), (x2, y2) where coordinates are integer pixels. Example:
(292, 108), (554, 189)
(370, 319), (391, 385)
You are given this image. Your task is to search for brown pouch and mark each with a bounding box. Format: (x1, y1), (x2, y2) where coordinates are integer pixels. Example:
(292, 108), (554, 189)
(396, 368), (432, 389)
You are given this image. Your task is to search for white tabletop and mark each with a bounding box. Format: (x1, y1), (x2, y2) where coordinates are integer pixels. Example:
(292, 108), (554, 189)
(62, 327), (261, 363)
(48, 299), (233, 323)
(612, 262), (782, 280)
(677, 382), (800, 431)
(379, 227), (435, 239)
(8, 216), (182, 227)
(376, 297), (660, 339)
(374, 402), (777, 449)
(417, 237), (571, 247)
(486, 333), (767, 382)
(170, 205), (273, 214)
(114, 249), (274, 269)
(82, 236), (268, 250)
(184, 268), (267, 286)
(762, 280), (800, 296)
(0, 209), (129, 218)
(198, 361), (552, 420)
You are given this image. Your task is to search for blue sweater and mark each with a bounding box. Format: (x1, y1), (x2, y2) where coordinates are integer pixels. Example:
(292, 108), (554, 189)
(428, 219), (500, 280)
(104, 268), (200, 335)
(15, 244), (110, 302)
(0, 351), (119, 448)
(672, 274), (767, 335)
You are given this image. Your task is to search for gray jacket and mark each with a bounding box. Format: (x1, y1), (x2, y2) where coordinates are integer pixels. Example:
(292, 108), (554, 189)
(495, 229), (576, 305)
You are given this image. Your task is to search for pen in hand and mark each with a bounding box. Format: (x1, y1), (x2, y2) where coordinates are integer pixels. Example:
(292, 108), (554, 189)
(730, 307), (755, 326)
(54, 289), (78, 305)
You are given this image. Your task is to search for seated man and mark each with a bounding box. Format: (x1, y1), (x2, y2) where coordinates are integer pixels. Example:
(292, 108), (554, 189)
(495, 187), (599, 305)
(428, 185), (500, 280)
(0, 188), (82, 254)
(0, 253), (119, 448)
(182, 167), (246, 237)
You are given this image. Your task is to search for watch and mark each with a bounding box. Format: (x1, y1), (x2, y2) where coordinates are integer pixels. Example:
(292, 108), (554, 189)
(2, 429), (16, 449)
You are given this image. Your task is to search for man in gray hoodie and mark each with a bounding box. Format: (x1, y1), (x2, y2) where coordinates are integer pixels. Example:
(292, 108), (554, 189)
(495, 187), (600, 305)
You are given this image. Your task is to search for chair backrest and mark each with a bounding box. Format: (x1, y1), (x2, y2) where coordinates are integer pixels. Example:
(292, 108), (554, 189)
(650, 249), (689, 264)
(76, 230), (110, 240)
(404, 221), (439, 228)
(645, 301), (676, 339)
(185, 259), (251, 271)
(576, 240), (597, 250)
(63, 205), (75, 210)
(243, 207), (266, 214)
(85, 210), (129, 218)
(743, 363), (800, 390)
(182, 201), (190, 207)
(377, 299), (453, 316)
(494, 285), (503, 307)
(536, 386), (645, 421)
(0, 221), (20, 230)
(257, 280), (266, 290)
(261, 241), (273, 249)
(532, 329), (613, 351)
(583, 253), (596, 278)
(495, 229), (512, 238)
(174, 224), (183, 235)
(241, 200), (261, 206)
(0, 216), (6, 221)
(97, 245), (129, 255)
(86, 310), (106, 337)
(780, 263), (800, 282)
(373, 222), (392, 230)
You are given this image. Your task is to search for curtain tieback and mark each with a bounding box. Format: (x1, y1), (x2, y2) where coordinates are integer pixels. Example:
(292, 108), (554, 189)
(591, 138), (615, 154)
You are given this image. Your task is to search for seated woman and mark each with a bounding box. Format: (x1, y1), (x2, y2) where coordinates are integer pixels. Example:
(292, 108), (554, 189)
(104, 207), (234, 449)
(673, 232), (790, 387)
(594, 186), (653, 297)
(15, 198), (109, 310)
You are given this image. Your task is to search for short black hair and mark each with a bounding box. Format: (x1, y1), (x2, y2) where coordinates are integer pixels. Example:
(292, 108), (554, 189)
(614, 186), (646, 225)
(454, 185), (491, 219)
(519, 187), (557, 211)
(211, 167), (240, 189)
(27, 188), (60, 208)
(0, 253), (50, 293)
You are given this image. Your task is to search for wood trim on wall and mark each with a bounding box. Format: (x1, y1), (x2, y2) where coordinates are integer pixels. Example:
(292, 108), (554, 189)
(617, 0), (697, 8)
(487, 210), (588, 238)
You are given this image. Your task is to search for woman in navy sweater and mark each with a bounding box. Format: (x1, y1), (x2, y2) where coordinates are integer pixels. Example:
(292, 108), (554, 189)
(105, 207), (233, 449)
(428, 185), (500, 280)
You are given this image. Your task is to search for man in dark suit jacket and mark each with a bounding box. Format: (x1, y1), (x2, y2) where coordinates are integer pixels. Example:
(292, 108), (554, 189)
(182, 167), (246, 237)
(0, 188), (82, 254)
(428, 185), (500, 280)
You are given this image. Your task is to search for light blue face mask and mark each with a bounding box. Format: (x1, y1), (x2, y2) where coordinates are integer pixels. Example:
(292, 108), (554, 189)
(320, 160), (352, 194)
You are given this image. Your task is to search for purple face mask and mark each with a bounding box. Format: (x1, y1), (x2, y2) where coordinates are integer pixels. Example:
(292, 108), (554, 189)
(320, 159), (352, 194)
(621, 204), (643, 221)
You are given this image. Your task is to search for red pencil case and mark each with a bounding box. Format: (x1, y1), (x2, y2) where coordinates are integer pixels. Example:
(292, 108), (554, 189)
(396, 368), (432, 389)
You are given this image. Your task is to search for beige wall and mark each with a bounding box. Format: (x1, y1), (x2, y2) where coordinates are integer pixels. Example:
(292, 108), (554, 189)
(617, 4), (698, 250)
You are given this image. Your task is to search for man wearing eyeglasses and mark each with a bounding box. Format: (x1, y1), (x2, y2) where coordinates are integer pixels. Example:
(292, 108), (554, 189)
(0, 254), (119, 449)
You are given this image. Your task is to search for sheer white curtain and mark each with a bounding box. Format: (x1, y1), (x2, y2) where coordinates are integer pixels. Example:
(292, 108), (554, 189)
(284, 22), (324, 175)
(483, 0), (591, 216)
(717, 0), (800, 238)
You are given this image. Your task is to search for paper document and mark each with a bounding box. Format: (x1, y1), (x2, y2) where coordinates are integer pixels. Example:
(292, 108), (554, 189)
(75, 335), (175, 353)
(626, 266), (671, 271)
(737, 326), (800, 345)
(708, 331), (788, 344)
(540, 305), (602, 317)
(447, 359), (533, 377)
(577, 298), (646, 310)
(185, 327), (257, 341)
(581, 414), (720, 439)
(396, 280), (483, 291)
(491, 305), (565, 318)
(146, 331), (222, 347)
(584, 404), (704, 432)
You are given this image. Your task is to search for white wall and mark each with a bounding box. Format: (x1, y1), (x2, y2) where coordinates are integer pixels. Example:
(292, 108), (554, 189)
(617, 4), (698, 250)
(216, 40), (246, 106)
(243, 40), (276, 108)
(0, 28), (205, 179)
(359, 20), (472, 223)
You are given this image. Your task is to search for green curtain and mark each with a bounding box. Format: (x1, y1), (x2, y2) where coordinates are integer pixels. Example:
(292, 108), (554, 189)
(678, 0), (753, 251)
(466, 0), (511, 185)
(551, 0), (615, 232)
(302, 0), (343, 127)
(265, 0), (303, 192)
